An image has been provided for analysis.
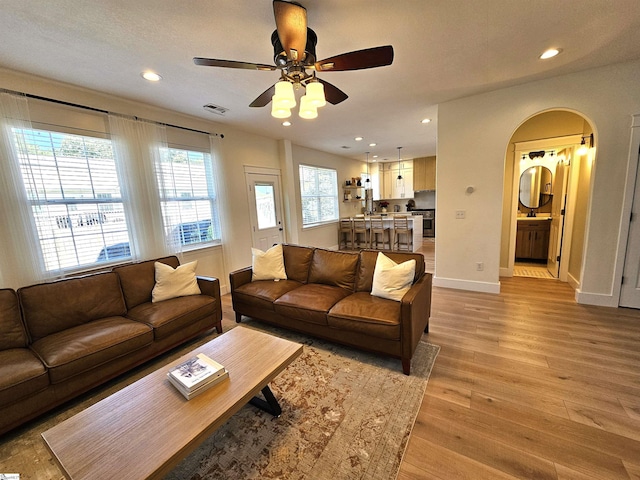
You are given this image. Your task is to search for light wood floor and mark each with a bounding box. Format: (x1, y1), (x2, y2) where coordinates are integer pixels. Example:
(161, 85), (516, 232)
(399, 239), (640, 480)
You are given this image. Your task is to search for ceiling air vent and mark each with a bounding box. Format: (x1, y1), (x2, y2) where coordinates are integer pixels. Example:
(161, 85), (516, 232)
(203, 103), (229, 116)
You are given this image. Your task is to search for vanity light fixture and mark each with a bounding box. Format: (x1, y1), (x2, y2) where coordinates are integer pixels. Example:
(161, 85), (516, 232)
(577, 133), (594, 156)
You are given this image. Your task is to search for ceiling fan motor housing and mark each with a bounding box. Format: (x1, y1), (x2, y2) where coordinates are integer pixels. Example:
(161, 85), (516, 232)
(271, 28), (317, 66)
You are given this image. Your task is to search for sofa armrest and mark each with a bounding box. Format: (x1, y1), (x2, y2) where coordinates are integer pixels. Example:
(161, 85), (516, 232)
(399, 273), (433, 359)
(229, 267), (253, 292)
(196, 276), (222, 323)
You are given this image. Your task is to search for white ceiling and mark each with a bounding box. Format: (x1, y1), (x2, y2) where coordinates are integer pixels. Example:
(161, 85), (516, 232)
(2, 1), (640, 161)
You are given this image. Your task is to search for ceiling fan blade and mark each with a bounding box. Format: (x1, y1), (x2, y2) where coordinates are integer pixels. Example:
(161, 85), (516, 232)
(273, 0), (307, 61)
(316, 78), (348, 105)
(249, 84), (276, 107)
(193, 57), (276, 71)
(314, 45), (394, 72)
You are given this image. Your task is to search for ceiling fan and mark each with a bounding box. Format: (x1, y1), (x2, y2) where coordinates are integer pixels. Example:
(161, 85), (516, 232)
(193, 0), (394, 116)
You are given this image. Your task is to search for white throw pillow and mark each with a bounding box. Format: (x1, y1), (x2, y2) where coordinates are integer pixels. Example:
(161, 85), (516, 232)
(371, 252), (416, 302)
(152, 261), (201, 303)
(251, 244), (287, 281)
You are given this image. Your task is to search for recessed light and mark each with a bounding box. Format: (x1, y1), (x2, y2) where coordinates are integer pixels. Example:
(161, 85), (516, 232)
(373, 155), (378, 158)
(421, 118), (431, 124)
(540, 48), (561, 60)
(141, 71), (162, 82)
(282, 121), (291, 126)
(355, 137), (363, 141)
(369, 143), (376, 147)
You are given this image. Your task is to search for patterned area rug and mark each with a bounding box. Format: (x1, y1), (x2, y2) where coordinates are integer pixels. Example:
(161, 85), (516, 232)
(166, 320), (439, 480)
(0, 321), (438, 480)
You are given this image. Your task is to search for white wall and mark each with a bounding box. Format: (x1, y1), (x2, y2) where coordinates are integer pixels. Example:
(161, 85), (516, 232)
(436, 59), (640, 304)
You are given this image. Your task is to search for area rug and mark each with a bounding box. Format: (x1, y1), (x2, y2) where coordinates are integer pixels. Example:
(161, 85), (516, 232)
(0, 320), (438, 480)
(165, 320), (439, 480)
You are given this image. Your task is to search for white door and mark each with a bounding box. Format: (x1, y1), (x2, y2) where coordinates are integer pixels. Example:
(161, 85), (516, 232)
(547, 156), (570, 278)
(246, 173), (285, 251)
(620, 140), (640, 308)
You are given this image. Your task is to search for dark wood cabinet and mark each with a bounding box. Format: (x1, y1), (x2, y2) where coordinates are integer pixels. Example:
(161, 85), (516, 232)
(516, 220), (550, 260)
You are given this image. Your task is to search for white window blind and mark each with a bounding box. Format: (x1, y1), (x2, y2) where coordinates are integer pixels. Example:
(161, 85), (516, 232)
(13, 128), (132, 271)
(299, 164), (339, 225)
(158, 147), (221, 247)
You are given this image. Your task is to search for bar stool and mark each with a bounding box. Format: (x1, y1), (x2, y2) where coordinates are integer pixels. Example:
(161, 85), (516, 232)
(338, 217), (354, 250)
(352, 217), (370, 249)
(370, 215), (391, 250)
(393, 215), (413, 251)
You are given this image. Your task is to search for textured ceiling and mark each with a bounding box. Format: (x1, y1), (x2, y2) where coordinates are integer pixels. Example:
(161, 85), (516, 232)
(2, 1), (640, 161)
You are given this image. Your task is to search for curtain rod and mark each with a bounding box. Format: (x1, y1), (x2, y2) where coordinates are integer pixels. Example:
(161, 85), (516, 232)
(2, 88), (224, 138)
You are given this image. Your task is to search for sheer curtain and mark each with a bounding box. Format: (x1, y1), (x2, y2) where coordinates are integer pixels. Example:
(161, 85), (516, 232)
(108, 115), (174, 260)
(210, 134), (231, 278)
(0, 92), (47, 289)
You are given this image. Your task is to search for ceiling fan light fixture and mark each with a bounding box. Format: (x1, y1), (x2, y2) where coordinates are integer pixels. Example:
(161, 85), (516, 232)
(306, 81), (326, 107)
(298, 95), (318, 119)
(273, 80), (296, 109)
(271, 100), (291, 119)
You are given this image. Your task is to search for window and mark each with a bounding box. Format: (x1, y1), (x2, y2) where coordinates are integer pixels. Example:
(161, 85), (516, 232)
(13, 128), (132, 271)
(157, 147), (221, 247)
(299, 165), (339, 225)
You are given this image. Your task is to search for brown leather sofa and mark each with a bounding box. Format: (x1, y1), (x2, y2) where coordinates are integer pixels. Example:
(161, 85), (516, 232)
(0, 256), (222, 435)
(230, 245), (431, 375)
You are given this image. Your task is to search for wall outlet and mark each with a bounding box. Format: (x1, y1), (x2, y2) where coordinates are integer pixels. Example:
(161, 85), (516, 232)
(456, 210), (466, 219)
(476, 262), (484, 271)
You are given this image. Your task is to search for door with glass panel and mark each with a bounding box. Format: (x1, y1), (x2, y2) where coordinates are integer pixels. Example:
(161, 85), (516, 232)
(246, 172), (285, 251)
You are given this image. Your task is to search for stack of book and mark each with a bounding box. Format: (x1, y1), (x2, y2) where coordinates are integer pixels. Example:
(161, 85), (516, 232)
(167, 353), (229, 400)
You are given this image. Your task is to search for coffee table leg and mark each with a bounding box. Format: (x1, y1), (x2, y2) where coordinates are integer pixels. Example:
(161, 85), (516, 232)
(249, 385), (282, 417)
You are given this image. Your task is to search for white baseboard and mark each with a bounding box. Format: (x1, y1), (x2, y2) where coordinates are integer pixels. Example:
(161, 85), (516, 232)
(433, 276), (501, 294)
(574, 289), (617, 307)
(567, 272), (580, 291)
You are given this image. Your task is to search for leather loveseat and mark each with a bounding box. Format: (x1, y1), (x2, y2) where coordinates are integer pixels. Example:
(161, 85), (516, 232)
(230, 245), (431, 375)
(0, 255), (222, 435)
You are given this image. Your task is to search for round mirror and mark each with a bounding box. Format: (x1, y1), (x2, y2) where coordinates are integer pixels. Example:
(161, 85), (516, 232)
(519, 166), (552, 208)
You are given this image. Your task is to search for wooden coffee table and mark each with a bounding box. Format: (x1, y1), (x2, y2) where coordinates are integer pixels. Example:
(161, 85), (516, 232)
(41, 326), (303, 480)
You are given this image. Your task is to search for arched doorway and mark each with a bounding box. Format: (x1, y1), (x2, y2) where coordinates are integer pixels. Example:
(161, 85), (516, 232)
(500, 110), (595, 287)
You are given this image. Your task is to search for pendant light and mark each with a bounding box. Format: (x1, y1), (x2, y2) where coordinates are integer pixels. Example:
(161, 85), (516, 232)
(365, 151), (371, 186)
(396, 147), (404, 188)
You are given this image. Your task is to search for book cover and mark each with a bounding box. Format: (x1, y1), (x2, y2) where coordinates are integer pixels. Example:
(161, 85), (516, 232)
(167, 369), (229, 400)
(168, 353), (224, 390)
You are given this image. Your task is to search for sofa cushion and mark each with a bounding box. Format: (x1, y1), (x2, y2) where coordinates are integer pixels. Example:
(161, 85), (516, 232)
(30, 317), (153, 384)
(252, 244), (287, 281)
(126, 295), (216, 340)
(274, 284), (351, 325)
(308, 249), (359, 291)
(152, 261), (201, 303)
(0, 349), (48, 408)
(114, 256), (179, 310)
(0, 288), (29, 349)
(233, 279), (303, 311)
(283, 245), (314, 283)
(19, 272), (127, 342)
(328, 292), (401, 340)
(356, 250), (425, 292)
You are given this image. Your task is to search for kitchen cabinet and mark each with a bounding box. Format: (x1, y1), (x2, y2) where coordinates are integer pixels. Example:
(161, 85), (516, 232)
(515, 219), (550, 260)
(380, 160), (413, 199)
(413, 156), (436, 191)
